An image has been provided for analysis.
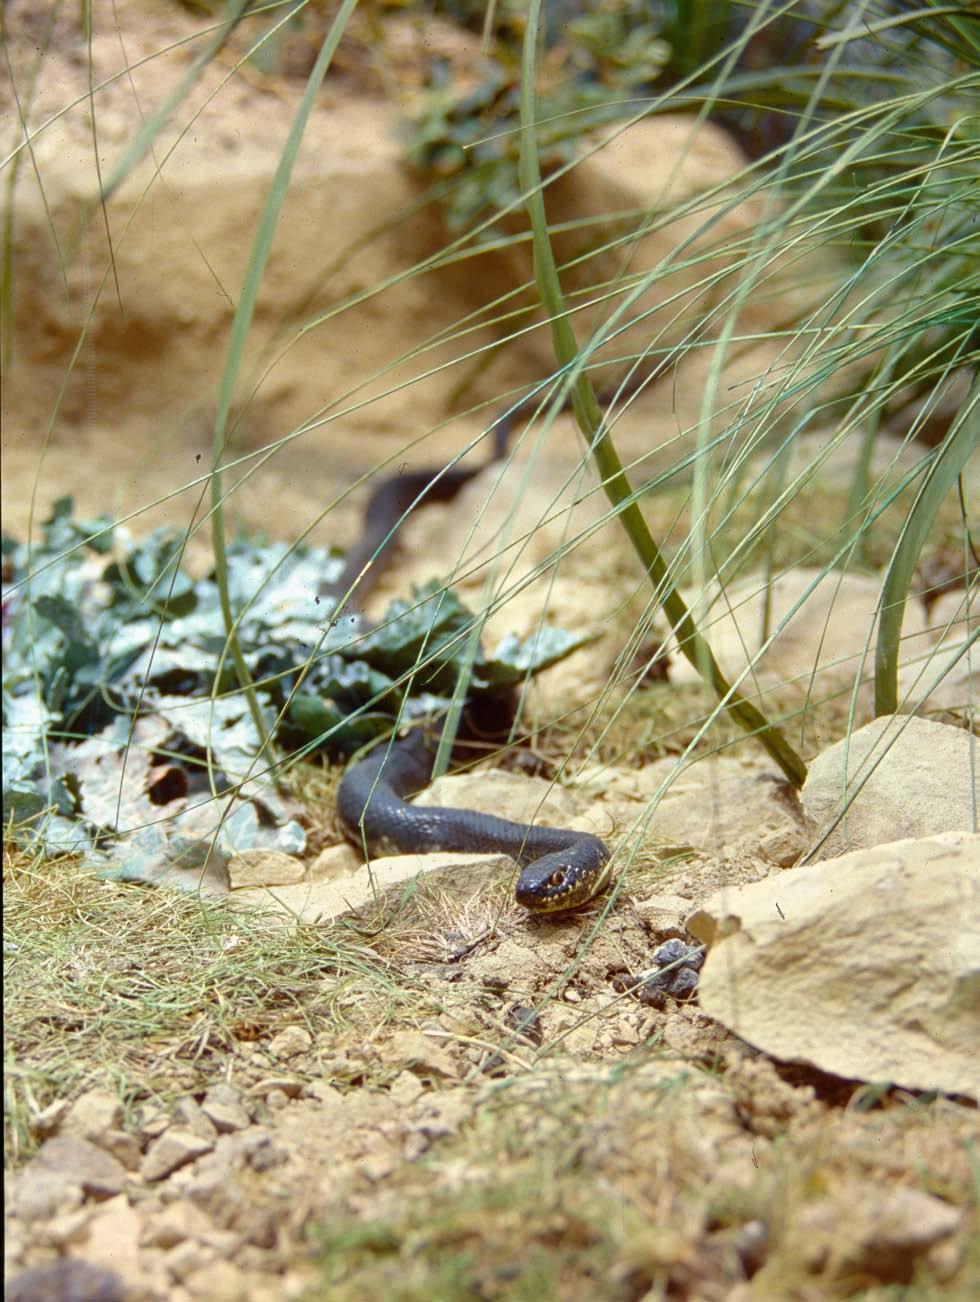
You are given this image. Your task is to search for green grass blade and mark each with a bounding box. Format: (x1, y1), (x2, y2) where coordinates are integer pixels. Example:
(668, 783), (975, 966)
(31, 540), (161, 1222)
(875, 380), (979, 715)
(517, 0), (807, 788)
(208, 0), (360, 758)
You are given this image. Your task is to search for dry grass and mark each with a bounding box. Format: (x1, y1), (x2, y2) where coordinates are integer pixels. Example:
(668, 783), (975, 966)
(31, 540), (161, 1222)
(306, 1055), (980, 1301)
(2, 840), (400, 1163)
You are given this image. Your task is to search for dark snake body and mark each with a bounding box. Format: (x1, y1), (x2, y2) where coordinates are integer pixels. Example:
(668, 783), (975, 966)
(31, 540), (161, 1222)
(338, 730), (611, 911)
(330, 389), (624, 911)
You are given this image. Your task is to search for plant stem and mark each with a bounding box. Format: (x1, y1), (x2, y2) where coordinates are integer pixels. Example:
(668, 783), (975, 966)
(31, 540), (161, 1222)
(209, 0), (360, 760)
(517, 1), (808, 788)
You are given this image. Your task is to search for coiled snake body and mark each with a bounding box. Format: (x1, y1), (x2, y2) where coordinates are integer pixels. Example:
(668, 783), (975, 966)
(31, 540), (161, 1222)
(338, 730), (612, 912)
(330, 391), (618, 912)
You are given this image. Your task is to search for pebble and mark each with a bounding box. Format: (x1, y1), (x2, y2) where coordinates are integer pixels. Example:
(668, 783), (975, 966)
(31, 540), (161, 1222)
(141, 1129), (215, 1183)
(267, 1025), (313, 1061)
(201, 1083), (252, 1133)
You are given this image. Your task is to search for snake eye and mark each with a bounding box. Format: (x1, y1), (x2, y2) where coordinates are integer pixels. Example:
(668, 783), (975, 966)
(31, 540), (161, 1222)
(548, 869), (565, 888)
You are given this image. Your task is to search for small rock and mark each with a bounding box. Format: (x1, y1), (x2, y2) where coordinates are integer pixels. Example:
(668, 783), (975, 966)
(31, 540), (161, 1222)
(251, 1076), (303, 1099)
(802, 716), (976, 859)
(504, 1005), (543, 1048)
(79, 1195), (143, 1289)
(388, 1029), (457, 1079)
(388, 1070), (424, 1107)
(689, 830), (980, 1098)
(359, 1136), (398, 1182)
(266, 1025), (313, 1061)
(243, 1129), (288, 1172)
(8, 1168), (84, 1221)
(165, 1238), (212, 1282)
(610, 1022), (642, 1047)
(200, 1084), (251, 1133)
(42, 1206), (93, 1247)
(632, 892), (698, 931)
(4, 1258), (124, 1302)
(60, 1089), (123, 1143)
(134, 1103), (170, 1142)
(139, 1198), (201, 1249)
(25, 1136), (127, 1202)
(184, 1258), (248, 1300)
(402, 1131), (431, 1162)
(307, 843), (360, 880)
(758, 827), (804, 867)
(99, 1129), (143, 1171)
(241, 1205), (278, 1250)
(227, 848), (306, 888)
(235, 850), (508, 923)
(141, 1128), (215, 1183)
(199, 1229), (243, 1256)
(734, 1219), (769, 1276)
(301, 1080), (343, 1105)
(410, 1088), (473, 1142)
(856, 1187), (963, 1278)
(173, 1097), (219, 1143)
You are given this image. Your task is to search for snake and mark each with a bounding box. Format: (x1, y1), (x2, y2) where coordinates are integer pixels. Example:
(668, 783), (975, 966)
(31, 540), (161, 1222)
(327, 387), (622, 911)
(337, 728), (612, 911)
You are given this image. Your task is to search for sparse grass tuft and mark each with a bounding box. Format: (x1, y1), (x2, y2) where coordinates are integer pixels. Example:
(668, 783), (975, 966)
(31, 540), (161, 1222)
(2, 839), (398, 1163)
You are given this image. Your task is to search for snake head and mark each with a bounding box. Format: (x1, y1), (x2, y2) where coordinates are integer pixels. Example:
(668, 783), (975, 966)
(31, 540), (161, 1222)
(514, 838), (611, 913)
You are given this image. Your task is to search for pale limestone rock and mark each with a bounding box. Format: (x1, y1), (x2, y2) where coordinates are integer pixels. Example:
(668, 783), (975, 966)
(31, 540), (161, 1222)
(898, 587), (976, 715)
(668, 567), (929, 698)
(134, 1104), (170, 1142)
(41, 1206), (93, 1248)
(226, 849), (306, 888)
(183, 1258), (249, 1301)
(307, 843), (361, 881)
(100, 1131), (142, 1172)
(388, 1029), (457, 1080)
(8, 1168), (84, 1222)
(389, 1070), (425, 1108)
(139, 1199), (202, 1250)
(609, 755), (803, 858)
(415, 765), (583, 824)
(802, 715), (977, 859)
(688, 831), (980, 1098)
(235, 849), (510, 924)
(164, 1239), (211, 1283)
(19, 1136), (127, 1204)
(200, 1084), (251, 1135)
(267, 1025), (313, 1061)
(631, 892), (697, 933)
(251, 1076), (304, 1100)
(141, 1129), (215, 1183)
(173, 1097), (219, 1144)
